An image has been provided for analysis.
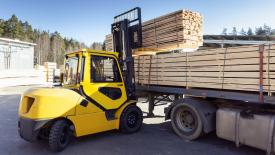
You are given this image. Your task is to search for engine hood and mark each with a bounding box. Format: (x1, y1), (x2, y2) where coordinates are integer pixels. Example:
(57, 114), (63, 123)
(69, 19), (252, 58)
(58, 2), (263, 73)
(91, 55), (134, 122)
(19, 87), (83, 119)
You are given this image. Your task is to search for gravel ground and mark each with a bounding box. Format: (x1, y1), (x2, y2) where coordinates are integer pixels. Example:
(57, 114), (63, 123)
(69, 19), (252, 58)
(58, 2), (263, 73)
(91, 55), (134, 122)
(0, 86), (264, 155)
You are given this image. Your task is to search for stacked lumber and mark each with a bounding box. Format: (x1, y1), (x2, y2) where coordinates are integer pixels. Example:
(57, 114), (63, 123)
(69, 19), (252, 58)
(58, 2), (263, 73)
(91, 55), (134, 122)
(105, 34), (114, 51)
(142, 10), (203, 50)
(44, 62), (57, 83)
(135, 44), (275, 93)
(105, 9), (203, 54)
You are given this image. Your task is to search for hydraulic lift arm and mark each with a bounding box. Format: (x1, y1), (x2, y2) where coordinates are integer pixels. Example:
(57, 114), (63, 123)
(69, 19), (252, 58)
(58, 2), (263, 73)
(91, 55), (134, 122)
(111, 7), (142, 99)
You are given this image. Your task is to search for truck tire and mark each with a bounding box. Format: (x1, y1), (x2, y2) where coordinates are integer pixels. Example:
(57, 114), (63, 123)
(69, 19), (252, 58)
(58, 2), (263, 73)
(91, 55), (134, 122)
(49, 120), (72, 152)
(120, 105), (143, 134)
(171, 102), (203, 140)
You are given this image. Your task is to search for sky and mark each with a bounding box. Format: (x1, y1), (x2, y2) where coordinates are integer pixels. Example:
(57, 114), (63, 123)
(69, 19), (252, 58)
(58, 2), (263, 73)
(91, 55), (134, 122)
(0, 0), (275, 45)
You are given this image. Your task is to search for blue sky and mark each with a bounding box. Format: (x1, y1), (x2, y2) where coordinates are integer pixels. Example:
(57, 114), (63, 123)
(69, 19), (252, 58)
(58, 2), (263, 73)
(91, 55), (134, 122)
(0, 0), (275, 45)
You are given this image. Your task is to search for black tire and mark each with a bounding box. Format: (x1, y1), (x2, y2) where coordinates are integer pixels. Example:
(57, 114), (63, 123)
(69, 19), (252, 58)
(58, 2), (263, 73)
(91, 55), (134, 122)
(171, 103), (203, 140)
(49, 120), (72, 152)
(120, 105), (143, 134)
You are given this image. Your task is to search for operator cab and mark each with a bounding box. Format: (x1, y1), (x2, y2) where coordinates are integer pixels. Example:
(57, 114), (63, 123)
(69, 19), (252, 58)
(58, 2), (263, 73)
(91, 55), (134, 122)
(63, 49), (128, 110)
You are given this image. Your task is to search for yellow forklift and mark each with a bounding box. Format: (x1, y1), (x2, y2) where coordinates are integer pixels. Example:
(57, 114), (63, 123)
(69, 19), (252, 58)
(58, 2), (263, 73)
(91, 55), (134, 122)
(18, 8), (143, 152)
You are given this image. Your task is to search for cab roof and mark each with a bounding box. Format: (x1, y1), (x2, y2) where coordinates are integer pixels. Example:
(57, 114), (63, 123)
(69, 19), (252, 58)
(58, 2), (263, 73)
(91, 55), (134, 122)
(66, 49), (119, 58)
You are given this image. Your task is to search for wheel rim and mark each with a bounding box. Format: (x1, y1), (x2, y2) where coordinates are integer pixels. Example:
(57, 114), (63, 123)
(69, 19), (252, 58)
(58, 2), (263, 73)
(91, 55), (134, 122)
(175, 107), (197, 134)
(127, 112), (139, 128)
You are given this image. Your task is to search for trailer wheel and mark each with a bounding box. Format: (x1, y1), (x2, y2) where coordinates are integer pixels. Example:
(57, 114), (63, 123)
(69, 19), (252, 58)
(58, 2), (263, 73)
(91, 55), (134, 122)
(49, 120), (72, 152)
(171, 103), (203, 140)
(120, 105), (143, 134)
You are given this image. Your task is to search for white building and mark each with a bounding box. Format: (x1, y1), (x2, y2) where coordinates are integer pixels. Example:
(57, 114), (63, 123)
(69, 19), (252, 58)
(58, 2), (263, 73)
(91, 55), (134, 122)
(0, 37), (36, 70)
(0, 38), (43, 88)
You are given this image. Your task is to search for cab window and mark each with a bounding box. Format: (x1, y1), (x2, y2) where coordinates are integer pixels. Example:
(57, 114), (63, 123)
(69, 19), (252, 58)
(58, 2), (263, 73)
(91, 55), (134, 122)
(64, 57), (79, 85)
(80, 57), (85, 82)
(91, 55), (122, 82)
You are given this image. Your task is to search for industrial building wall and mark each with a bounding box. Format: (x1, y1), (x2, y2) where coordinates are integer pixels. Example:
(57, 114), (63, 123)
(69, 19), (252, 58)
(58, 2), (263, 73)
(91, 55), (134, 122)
(0, 41), (34, 70)
(0, 39), (45, 88)
(10, 46), (34, 70)
(0, 52), (4, 70)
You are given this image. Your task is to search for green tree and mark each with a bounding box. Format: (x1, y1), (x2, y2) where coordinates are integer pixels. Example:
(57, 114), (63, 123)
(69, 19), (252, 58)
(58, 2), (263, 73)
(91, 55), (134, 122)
(247, 27), (253, 35)
(33, 29), (40, 41)
(239, 28), (246, 35)
(102, 40), (106, 50)
(231, 27), (237, 35)
(22, 21), (34, 41)
(90, 42), (103, 50)
(255, 26), (266, 35)
(263, 24), (272, 35)
(254, 25), (272, 35)
(0, 19), (4, 36)
(4, 14), (24, 39)
(49, 31), (63, 63)
(35, 31), (51, 65)
(221, 28), (227, 35)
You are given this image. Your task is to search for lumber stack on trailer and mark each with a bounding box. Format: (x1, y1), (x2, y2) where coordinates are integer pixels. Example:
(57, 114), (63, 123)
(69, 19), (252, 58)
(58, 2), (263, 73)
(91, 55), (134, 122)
(141, 10), (203, 51)
(105, 9), (203, 54)
(135, 44), (275, 94)
(105, 34), (114, 51)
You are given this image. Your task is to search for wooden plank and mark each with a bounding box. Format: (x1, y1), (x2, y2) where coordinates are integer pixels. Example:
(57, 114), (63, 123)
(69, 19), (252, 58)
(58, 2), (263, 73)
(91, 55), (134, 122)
(134, 44), (275, 93)
(137, 71), (187, 77)
(137, 75), (272, 87)
(136, 64), (272, 72)
(140, 9), (203, 52)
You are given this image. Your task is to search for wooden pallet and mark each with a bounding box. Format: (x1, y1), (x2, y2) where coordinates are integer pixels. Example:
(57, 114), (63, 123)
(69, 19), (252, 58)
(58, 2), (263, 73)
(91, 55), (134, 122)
(134, 44), (275, 93)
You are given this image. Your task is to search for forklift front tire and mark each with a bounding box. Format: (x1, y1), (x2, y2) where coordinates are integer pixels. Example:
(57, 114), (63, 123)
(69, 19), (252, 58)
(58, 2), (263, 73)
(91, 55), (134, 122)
(120, 105), (143, 134)
(49, 119), (72, 152)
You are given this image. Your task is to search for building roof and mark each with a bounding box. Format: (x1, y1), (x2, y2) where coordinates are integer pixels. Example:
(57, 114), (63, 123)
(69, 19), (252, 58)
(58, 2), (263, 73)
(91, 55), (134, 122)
(0, 37), (36, 46)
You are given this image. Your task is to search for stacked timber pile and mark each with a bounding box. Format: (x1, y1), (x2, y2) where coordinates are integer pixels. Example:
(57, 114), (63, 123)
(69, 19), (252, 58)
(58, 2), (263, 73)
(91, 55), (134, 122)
(44, 62), (57, 83)
(105, 34), (113, 51)
(105, 9), (203, 54)
(135, 44), (275, 94)
(142, 10), (203, 50)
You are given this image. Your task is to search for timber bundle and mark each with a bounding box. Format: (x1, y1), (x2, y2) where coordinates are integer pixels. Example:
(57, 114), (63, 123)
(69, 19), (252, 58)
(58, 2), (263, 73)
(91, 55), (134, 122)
(105, 34), (113, 52)
(134, 44), (275, 94)
(105, 9), (203, 53)
(141, 10), (203, 50)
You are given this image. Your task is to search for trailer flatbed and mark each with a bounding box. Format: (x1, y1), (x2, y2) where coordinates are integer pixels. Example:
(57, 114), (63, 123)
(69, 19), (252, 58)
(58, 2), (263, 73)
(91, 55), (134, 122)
(136, 84), (275, 105)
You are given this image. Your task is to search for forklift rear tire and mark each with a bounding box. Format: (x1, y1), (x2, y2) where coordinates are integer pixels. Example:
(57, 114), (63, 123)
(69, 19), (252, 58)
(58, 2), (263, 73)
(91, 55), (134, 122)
(120, 105), (143, 134)
(171, 103), (203, 140)
(49, 120), (72, 152)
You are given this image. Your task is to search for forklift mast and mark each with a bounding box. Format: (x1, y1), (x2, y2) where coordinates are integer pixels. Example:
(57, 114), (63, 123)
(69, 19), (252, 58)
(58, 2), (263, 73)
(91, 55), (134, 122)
(111, 7), (142, 99)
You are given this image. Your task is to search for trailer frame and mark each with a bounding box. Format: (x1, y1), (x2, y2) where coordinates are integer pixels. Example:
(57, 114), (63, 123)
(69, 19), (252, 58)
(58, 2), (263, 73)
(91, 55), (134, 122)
(136, 84), (275, 115)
